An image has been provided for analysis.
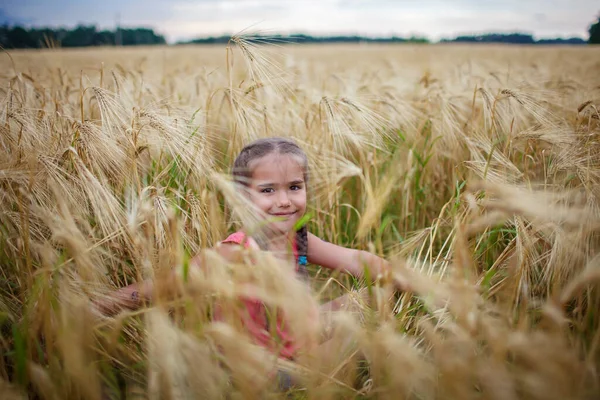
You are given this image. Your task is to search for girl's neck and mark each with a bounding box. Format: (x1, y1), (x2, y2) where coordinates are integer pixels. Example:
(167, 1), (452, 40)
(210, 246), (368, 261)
(265, 231), (294, 258)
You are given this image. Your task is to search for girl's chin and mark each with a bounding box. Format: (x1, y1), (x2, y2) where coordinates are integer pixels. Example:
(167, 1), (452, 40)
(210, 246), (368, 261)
(267, 221), (298, 235)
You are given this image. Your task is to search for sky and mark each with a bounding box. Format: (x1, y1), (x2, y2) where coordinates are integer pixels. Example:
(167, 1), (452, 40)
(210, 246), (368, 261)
(0, 0), (598, 43)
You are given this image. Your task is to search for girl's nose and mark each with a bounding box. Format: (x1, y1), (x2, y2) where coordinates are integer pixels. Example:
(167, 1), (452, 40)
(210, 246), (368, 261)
(277, 191), (291, 207)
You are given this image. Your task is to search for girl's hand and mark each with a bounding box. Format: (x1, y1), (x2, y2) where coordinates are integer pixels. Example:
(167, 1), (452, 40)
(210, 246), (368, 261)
(307, 233), (387, 279)
(306, 232), (411, 293)
(90, 279), (155, 317)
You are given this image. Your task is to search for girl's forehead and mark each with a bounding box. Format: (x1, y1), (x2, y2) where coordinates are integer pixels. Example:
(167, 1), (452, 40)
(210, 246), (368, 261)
(250, 153), (305, 179)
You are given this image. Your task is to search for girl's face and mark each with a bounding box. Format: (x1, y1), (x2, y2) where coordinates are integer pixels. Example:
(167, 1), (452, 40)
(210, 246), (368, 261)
(248, 153), (307, 236)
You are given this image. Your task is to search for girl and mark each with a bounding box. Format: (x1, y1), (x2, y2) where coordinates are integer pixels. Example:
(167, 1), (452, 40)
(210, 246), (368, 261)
(94, 137), (404, 385)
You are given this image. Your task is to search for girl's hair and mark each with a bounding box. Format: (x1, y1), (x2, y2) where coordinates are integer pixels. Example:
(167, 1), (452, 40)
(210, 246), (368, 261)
(232, 137), (309, 279)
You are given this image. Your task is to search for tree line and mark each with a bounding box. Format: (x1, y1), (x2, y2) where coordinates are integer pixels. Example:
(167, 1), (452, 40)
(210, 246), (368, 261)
(182, 33), (587, 46)
(182, 34), (431, 45)
(0, 25), (165, 48)
(439, 33), (586, 45)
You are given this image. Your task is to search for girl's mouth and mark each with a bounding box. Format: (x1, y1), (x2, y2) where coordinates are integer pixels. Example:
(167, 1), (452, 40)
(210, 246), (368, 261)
(270, 211), (297, 217)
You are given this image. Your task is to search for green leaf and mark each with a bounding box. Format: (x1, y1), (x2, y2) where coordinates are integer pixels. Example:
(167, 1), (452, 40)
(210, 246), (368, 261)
(182, 253), (190, 283)
(481, 267), (497, 290)
(293, 212), (313, 231)
(12, 324), (27, 385)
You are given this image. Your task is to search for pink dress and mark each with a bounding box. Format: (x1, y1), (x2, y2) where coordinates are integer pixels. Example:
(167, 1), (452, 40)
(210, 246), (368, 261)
(218, 231), (301, 359)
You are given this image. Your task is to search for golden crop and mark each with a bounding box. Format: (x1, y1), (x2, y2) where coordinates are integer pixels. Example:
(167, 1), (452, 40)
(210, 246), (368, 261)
(1, 40), (599, 399)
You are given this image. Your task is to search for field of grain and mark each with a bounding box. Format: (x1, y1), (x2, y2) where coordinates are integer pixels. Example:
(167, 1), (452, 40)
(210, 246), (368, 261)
(1, 40), (600, 399)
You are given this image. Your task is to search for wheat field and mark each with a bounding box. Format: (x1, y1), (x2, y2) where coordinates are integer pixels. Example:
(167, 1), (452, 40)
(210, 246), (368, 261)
(1, 40), (600, 399)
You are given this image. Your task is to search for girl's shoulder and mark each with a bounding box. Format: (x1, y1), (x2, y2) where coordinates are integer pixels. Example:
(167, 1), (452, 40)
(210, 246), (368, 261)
(221, 231), (246, 245)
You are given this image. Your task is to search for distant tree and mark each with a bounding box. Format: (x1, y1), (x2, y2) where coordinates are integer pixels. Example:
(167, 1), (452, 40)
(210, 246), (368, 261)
(119, 28), (166, 46)
(94, 30), (116, 46)
(536, 37), (585, 45)
(61, 25), (97, 47)
(6, 26), (36, 48)
(448, 33), (535, 44)
(407, 35), (429, 44)
(590, 16), (600, 44)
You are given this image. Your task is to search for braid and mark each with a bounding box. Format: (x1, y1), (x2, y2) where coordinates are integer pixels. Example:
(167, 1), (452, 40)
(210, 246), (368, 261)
(295, 224), (309, 281)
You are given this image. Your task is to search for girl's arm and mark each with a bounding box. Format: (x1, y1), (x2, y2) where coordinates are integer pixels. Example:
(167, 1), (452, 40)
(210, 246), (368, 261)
(307, 233), (392, 282)
(92, 243), (246, 317)
(92, 279), (155, 317)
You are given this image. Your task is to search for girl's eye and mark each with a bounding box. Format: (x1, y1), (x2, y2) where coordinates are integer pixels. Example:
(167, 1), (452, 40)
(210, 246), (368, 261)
(290, 185), (302, 191)
(261, 188), (274, 194)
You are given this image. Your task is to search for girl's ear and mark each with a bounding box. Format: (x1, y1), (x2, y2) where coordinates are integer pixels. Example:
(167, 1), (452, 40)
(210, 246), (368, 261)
(240, 182), (254, 199)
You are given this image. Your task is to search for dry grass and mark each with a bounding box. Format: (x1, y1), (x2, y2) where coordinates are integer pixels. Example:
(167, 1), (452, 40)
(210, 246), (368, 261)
(1, 40), (600, 399)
